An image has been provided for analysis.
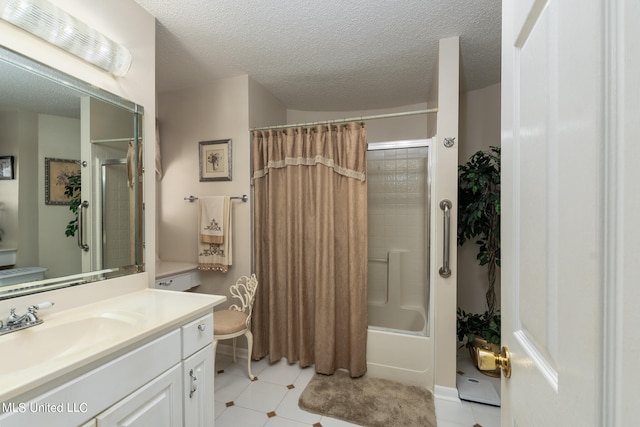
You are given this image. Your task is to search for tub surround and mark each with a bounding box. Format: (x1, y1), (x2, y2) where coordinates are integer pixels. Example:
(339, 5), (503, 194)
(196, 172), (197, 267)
(0, 275), (225, 403)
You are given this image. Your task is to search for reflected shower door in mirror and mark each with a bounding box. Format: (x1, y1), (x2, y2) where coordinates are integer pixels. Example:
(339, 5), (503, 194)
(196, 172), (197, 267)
(0, 46), (144, 299)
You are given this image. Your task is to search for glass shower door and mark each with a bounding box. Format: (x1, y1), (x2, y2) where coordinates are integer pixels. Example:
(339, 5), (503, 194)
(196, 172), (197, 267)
(367, 139), (430, 335)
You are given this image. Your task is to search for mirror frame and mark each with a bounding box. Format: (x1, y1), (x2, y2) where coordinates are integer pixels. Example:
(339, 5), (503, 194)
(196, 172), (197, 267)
(0, 45), (145, 300)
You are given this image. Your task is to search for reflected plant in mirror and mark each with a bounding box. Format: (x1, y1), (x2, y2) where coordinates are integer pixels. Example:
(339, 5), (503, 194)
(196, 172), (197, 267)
(64, 170), (82, 237)
(0, 46), (145, 299)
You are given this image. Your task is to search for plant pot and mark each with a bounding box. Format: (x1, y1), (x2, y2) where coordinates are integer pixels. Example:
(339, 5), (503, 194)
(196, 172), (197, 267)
(469, 337), (501, 378)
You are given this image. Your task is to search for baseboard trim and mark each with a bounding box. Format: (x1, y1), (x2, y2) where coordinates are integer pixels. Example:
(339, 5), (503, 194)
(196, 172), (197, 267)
(216, 342), (249, 360)
(434, 384), (461, 403)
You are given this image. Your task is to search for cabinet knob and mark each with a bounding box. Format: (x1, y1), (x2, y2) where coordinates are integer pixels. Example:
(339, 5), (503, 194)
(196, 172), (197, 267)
(197, 323), (206, 332)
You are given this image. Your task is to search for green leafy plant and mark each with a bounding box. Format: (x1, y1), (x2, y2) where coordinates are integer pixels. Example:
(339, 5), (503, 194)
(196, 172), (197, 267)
(457, 308), (500, 348)
(457, 146), (501, 346)
(63, 171), (82, 237)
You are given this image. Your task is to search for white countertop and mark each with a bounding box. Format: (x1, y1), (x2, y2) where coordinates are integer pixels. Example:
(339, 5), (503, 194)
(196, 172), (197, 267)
(0, 288), (226, 402)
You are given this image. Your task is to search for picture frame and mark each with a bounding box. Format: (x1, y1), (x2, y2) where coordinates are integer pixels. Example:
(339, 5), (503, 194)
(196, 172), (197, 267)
(45, 158), (81, 205)
(0, 156), (15, 180)
(199, 139), (232, 181)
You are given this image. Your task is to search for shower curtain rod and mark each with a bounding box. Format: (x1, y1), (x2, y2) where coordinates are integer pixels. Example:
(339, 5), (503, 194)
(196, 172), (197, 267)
(249, 108), (438, 131)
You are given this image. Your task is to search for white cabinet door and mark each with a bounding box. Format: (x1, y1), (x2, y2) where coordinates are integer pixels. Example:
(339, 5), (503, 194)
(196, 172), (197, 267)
(183, 344), (214, 427)
(96, 365), (182, 427)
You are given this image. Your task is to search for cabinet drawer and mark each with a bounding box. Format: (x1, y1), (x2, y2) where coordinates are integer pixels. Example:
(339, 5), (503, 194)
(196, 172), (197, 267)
(155, 272), (194, 291)
(182, 314), (213, 358)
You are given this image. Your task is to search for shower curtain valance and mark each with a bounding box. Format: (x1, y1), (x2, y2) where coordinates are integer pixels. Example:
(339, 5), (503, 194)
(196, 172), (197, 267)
(252, 122), (366, 182)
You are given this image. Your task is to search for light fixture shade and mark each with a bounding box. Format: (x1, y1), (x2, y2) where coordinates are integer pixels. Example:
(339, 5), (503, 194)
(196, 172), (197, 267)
(0, 0), (132, 76)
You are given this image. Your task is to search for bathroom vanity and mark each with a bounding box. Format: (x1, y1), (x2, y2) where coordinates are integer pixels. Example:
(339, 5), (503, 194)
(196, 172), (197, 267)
(155, 261), (201, 292)
(0, 276), (225, 427)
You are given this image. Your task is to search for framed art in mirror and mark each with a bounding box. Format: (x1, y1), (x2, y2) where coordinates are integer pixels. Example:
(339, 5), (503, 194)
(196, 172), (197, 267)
(45, 157), (81, 205)
(199, 139), (232, 181)
(0, 156), (14, 179)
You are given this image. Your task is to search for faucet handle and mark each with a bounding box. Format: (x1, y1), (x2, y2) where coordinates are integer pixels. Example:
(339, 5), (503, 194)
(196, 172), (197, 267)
(28, 301), (54, 312)
(34, 301), (54, 310)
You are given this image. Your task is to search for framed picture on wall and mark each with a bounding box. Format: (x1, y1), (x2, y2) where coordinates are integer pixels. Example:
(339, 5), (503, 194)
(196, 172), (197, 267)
(199, 139), (232, 182)
(0, 156), (14, 180)
(45, 158), (81, 205)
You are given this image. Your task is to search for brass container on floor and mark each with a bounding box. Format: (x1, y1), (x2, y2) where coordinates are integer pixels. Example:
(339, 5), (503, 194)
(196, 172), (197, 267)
(469, 337), (501, 377)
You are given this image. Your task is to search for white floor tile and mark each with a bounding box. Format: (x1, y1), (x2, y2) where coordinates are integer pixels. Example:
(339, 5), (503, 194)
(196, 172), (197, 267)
(435, 398), (477, 425)
(319, 416), (363, 427)
(435, 420), (474, 427)
(275, 387), (322, 425)
(257, 359), (306, 386)
(214, 371), (253, 403)
(214, 400), (227, 419)
(265, 416), (313, 427)
(472, 402), (501, 427)
(215, 405), (268, 427)
(235, 379), (289, 413)
(213, 352), (503, 427)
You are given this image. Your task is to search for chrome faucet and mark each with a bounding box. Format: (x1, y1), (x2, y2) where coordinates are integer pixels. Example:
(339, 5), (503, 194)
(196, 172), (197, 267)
(0, 301), (54, 335)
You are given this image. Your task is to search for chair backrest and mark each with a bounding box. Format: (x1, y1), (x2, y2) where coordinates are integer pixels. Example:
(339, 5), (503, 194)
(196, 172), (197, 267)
(228, 274), (259, 327)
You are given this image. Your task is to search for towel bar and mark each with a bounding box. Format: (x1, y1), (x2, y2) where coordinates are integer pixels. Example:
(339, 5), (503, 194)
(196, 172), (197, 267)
(184, 195), (248, 203)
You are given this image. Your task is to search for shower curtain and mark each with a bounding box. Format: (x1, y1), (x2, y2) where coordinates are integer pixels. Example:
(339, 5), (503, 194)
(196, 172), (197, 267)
(251, 122), (368, 377)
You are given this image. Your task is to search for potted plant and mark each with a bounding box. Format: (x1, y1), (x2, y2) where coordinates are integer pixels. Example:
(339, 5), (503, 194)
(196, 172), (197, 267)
(456, 146), (501, 375)
(63, 170), (82, 237)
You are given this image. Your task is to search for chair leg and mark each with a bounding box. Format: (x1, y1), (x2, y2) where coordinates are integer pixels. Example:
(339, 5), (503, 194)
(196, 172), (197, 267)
(232, 337), (237, 363)
(245, 330), (255, 380)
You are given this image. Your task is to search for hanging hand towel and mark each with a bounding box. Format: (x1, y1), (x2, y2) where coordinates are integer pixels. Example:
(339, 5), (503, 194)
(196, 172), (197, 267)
(199, 196), (226, 244)
(198, 196), (233, 272)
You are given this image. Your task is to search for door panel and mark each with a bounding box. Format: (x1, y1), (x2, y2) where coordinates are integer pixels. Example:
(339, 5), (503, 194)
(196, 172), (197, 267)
(515, 0), (557, 376)
(502, 0), (603, 425)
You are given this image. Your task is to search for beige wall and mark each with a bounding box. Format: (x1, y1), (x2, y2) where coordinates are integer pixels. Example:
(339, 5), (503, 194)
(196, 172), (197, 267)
(157, 75), (254, 298)
(37, 115), (82, 278)
(457, 83), (502, 314)
(287, 103), (430, 142)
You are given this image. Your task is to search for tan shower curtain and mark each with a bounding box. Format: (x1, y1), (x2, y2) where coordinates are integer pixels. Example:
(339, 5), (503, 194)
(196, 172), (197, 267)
(252, 122), (368, 377)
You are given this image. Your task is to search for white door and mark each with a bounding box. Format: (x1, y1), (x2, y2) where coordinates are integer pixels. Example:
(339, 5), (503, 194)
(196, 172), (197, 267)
(501, 0), (639, 425)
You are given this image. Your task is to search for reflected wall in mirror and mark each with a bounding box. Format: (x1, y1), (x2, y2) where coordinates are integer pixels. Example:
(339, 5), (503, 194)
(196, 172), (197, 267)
(0, 46), (144, 300)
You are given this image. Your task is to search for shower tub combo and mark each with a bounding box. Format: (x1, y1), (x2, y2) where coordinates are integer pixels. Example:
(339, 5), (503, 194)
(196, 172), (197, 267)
(366, 139), (434, 389)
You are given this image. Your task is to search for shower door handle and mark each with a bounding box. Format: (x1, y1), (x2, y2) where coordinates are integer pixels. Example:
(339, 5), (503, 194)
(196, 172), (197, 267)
(77, 200), (90, 252)
(439, 199), (452, 278)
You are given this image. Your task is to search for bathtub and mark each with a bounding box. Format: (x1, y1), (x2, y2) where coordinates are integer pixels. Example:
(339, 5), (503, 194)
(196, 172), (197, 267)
(366, 249), (433, 389)
(366, 323), (434, 389)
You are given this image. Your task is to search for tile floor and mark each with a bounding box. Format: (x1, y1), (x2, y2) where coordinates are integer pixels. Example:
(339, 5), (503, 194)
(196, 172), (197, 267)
(214, 351), (501, 427)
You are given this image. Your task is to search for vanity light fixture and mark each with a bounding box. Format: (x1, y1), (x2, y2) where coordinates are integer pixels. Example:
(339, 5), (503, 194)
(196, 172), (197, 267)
(0, 0), (132, 76)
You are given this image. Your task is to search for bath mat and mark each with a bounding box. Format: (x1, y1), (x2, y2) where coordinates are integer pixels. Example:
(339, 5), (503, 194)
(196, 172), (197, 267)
(298, 370), (436, 427)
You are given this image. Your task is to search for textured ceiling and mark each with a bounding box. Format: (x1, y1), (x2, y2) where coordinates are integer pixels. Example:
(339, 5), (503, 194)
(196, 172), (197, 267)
(133, 0), (502, 111)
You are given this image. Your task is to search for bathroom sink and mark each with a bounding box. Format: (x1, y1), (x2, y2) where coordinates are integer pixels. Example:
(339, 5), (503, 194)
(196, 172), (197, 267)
(2, 311), (142, 373)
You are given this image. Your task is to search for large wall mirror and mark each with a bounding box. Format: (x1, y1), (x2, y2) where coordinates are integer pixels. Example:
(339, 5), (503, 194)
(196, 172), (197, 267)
(0, 46), (144, 300)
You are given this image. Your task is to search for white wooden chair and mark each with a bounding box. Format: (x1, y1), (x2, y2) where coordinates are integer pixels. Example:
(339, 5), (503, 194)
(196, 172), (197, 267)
(213, 274), (259, 380)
